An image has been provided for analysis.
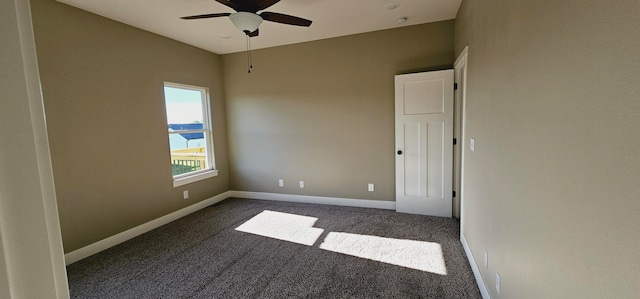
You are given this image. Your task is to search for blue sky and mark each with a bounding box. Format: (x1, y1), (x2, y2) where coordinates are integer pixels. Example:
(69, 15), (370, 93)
(164, 86), (203, 124)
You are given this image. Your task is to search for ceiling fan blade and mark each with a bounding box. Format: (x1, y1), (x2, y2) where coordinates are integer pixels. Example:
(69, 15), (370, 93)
(253, 0), (280, 11)
(180, 13), (231, 20)
(260, 11), (312, 27)
(248, 28), (259, 37)
(214, 0), (240, 11)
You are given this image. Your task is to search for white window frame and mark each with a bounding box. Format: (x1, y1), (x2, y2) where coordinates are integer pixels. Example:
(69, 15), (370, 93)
(164, 82), (218, 187)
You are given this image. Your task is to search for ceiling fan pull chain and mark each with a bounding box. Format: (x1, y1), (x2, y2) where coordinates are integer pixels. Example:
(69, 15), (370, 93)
(246, 34), (251, 73)
(248, 34), (253, 72)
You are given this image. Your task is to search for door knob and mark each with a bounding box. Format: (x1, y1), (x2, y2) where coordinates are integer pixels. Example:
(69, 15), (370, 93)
(397, 150), (403, 155)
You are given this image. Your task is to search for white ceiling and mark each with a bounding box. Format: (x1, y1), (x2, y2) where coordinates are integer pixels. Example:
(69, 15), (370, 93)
(57, 0), (462, 55)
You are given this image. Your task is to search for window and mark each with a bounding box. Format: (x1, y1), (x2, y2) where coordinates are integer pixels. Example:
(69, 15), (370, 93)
(163, 82), (217, 187)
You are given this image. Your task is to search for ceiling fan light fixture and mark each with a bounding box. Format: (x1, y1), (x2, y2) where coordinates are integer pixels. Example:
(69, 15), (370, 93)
(229, 12), (263, 33)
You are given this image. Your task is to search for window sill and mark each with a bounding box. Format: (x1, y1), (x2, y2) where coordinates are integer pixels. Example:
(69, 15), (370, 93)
(173, 169), (218, 188)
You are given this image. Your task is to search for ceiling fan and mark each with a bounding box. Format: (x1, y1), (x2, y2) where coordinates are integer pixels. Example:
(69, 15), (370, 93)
(180, 0), (313, 37)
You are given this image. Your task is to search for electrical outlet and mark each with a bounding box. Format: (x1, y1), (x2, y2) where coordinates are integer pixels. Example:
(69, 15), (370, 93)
(299, 181), (304, 188)
(484, 248), (489, 268)
(496, 272), (501, 294)
(278, 179), (284, 187)
(183, 190), (189, 199)
(470, 138), (475, 152)
(368, 184), (374, 192)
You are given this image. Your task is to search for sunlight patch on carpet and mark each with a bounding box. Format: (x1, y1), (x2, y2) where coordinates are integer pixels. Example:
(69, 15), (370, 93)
(319, 232), (447, 275)
(236, 210), (447, 275)
(235, 210), (324, 246)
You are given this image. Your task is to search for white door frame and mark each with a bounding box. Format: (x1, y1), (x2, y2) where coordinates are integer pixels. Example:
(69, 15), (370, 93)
(1, 0), (69, 297)
(454, 46), (469, 233)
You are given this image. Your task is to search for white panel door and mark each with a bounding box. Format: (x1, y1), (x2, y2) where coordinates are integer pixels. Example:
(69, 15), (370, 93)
(395, 70), (453, 217)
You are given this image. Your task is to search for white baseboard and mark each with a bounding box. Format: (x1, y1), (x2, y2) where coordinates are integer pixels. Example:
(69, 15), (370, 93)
(461, 233), (491, 299)
(64, 191), (395, 265)
(64, 191), (231, 265)
(229, 190), (396, 210)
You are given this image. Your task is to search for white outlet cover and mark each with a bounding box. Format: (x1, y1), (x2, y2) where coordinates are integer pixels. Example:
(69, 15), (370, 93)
(496, 272), (501, 294)
(368, 184), (374, 192)
(470, 138), (475, 152)
(278, 179), (284, 187)
(299, 181), (304, 188)
(183, 190), (189, 199)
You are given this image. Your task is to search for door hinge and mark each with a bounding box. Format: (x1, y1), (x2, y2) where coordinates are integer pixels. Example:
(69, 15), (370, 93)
(453, 191), (457, 197)
(454, 83), (458, 90)
(453, 138), (457, 145)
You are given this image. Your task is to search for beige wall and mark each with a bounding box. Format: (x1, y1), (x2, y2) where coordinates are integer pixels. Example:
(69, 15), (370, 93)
(222, 22), (454, 201)
(455, 0), (640, 297)
(30, 0), (230, 253)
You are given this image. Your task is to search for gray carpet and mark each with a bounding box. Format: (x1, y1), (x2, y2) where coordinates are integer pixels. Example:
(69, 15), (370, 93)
(67, 198), (481, 298)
